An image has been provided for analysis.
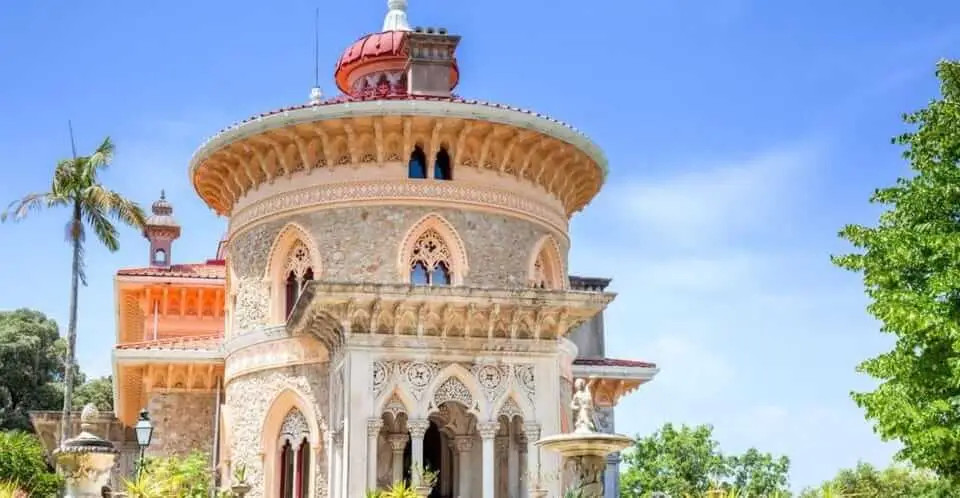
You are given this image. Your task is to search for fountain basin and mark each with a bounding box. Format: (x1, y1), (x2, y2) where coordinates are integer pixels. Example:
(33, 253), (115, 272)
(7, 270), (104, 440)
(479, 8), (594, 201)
(535, 432), (632, 457)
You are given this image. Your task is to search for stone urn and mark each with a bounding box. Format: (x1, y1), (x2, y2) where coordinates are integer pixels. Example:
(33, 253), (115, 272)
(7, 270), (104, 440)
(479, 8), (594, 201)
(54, 404), (119, 498)
(414, 485), (432, 497)
(230, 482), (251, 498)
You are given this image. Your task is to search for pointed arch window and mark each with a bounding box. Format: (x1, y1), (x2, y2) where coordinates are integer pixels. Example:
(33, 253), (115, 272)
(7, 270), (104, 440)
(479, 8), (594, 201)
(277, 408), (311, 498)
(408, 146), (427, 179)
(283, 241), (315, 318)
(530, 238), (564, 290)
(433, 147), (452, 180)
(409, 229), (452, 286)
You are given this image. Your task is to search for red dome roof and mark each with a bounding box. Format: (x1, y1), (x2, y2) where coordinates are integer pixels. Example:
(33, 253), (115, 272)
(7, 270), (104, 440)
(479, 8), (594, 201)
(333, 30), (459, 95)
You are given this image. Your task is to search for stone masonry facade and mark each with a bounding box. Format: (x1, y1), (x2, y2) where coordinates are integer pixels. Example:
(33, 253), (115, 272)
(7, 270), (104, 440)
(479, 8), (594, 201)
(146, 392), (216, 457)
(224, 364), (330, 498)
(230, 205), (567, 286)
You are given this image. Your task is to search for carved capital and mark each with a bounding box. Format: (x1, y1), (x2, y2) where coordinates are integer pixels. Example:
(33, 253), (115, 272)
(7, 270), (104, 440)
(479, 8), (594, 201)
(454, 436), (474, 453)
(407, 418), (430, 439)
(367, 418), (384, 437)
(387, 433), (409, 452)
(477, 422), (499, 440)
(522, 422), (541, 441)
(324, 429), (343, 447)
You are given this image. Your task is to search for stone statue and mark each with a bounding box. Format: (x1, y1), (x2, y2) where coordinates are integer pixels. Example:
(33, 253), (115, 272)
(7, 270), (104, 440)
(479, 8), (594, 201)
(570, 378), (597, 434)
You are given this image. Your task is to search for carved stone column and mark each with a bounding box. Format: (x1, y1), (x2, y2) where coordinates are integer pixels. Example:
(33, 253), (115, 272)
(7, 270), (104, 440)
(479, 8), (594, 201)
(596, 405), (619, 498)
(478, 422), (499, 498)
(517, 433), (528, 498)
(522, 423), (541, 496)
(454, 436), (474, 498)
(367, 418), (383, 490)
(407, 419), (430, 486)
(331, 430), (344, 498)
(439, 433), (451, 497)
(496, 434), (510, 498)
(387, 434), (409, 484)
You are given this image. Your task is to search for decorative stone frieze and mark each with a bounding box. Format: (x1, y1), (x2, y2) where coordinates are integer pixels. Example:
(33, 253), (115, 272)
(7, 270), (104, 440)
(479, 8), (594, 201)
(289, 281), (612, 351)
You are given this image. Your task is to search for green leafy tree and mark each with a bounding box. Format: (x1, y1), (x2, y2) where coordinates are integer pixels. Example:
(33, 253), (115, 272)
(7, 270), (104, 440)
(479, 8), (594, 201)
(832, 59), (960, 480)
(621, 423), (728, 497)
(0, 431), (62, 496)
(799, 462), (958, 498)
(728, 448), (791, 497)
(0, 309), (65, 431)
(620, 423), (790, 498)
(2, 136), (146, 443)
(73, 376), (113, 412)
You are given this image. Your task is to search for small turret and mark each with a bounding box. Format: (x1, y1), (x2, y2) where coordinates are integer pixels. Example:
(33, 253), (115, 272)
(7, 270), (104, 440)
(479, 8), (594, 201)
(143, 190), (181, 267)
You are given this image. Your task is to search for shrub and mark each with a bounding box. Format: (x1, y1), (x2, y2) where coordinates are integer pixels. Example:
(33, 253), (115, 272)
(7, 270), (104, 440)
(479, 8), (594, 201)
(124, 451), (212, 498)
(0, 431), (61, 497)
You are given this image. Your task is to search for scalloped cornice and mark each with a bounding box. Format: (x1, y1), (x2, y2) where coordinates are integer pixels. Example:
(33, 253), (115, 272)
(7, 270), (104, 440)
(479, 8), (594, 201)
(189, 100), (607, 217)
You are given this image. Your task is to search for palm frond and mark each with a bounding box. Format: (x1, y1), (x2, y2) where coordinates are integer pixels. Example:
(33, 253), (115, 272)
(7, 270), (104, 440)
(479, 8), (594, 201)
(82, 202), (119, 252)
(86, 136), (114, 173)
(1, 192), (55, 222)
(84, 185), (147, 229)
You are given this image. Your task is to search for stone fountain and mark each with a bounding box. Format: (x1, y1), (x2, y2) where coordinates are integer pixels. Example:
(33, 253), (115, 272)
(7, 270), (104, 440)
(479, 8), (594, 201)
(54, 404), (119, 498)
(536, 379), (632, 498)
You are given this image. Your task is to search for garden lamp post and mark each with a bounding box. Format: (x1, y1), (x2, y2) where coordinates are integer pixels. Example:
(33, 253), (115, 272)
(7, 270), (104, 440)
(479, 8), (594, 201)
(134, 409), (154, 478)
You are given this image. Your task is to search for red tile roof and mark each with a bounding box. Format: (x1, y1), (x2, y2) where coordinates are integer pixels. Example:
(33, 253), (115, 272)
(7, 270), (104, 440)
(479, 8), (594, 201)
(117, 260), (225, 280)
(115, 333), (223, 351)
(573, 358), (657, 368)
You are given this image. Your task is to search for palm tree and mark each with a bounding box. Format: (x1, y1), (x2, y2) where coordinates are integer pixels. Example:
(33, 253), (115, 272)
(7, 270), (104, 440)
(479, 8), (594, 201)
(1, 136), (146, 444)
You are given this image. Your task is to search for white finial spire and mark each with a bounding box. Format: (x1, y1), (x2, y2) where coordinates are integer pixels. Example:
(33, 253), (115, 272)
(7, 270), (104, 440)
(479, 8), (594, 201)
(309, 7), (323, 104)
(383, 0), (412, 31)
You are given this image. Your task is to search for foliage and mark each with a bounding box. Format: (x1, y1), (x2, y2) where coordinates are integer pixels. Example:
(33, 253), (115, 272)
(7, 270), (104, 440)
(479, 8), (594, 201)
(410, 462), (438, 489)
(124, 451), (212, 498)
(0, 309), (66, 432)
(72, 375), (113, 412)
(798, 462), (959, 498)
(728, 448), (791, 497)
(620, 423), (791, 498)
(381, 481), (418, 498)
(832, 59), (960, 479)
(2, 136), (146, 443)
(0, 431), (62, 497)
(0, 482), (28, 498)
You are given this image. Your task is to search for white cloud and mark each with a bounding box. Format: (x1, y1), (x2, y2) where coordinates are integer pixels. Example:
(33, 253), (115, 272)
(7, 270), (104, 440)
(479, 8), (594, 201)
(645, 334), (736, 399)
(611, 142), (820, 247)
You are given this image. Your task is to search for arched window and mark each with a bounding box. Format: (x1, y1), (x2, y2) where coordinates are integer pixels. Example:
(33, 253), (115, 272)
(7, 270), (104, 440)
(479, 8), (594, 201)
(434, 147), (452, 180)
(529, 236), (564, 290)
(409, 229), (452, 286)
(408, 146), (427, 179)
(277, 408), (311, 498)
(153, 248), (167, 265)
(283, 241), (314, 318)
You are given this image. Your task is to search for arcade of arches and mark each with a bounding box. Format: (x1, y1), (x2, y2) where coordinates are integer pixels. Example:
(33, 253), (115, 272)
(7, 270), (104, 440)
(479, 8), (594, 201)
(371, 401), (537, 498)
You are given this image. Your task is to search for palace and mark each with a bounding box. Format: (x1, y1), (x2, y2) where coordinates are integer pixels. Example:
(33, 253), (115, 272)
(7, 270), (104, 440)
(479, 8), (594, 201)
(32, 2), (658, 497)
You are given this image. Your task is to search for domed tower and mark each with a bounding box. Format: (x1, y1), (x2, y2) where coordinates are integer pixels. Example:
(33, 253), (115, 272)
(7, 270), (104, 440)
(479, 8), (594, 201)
(187, 2), (657, 497)
(144, 190), (180, 266)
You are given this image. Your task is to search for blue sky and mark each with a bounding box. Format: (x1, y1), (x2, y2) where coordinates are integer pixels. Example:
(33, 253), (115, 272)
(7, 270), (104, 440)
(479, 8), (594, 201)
(1, 0), (959, 491)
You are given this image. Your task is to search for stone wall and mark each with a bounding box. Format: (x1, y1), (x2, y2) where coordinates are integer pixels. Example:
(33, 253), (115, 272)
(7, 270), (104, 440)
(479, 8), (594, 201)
(145, 391), (216, 458)
(230, 205), (565, 285)
(224, 363), (329, 498)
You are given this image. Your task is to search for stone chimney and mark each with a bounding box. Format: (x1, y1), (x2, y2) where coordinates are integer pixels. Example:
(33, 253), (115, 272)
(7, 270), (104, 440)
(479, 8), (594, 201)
(405, 27), (461, 98)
